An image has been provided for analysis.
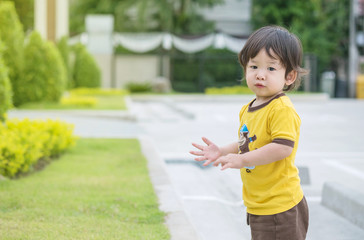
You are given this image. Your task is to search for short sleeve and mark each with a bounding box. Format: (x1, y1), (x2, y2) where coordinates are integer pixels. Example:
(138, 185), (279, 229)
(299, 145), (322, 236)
(268, 106), (301, 147)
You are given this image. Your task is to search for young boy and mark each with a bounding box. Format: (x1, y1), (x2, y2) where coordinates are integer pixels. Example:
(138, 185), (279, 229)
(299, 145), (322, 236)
(190, 26), (309, 239)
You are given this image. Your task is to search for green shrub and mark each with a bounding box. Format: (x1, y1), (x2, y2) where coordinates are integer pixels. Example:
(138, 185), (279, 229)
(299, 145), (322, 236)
(57, 36), (72, 89)
(70, 87), (129, 96)
(171, 48), (243, 92)
(0, 118), (77, 178)
(0, 41), (13, 120)
(0, 2), (24, 106)
(72, 43), (101, 88)
(205, 85), (253, 95)
(61, 96), (98, 107)
(125, 82), (152, 93)
(18, 31), (67, 105)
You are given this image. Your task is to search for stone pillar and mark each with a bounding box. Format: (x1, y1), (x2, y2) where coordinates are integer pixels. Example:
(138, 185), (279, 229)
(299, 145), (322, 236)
(34, 0), (69, 41)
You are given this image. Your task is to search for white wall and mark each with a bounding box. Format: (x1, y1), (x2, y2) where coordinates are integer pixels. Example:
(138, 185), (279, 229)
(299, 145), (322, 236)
(114, 55), (170, 88)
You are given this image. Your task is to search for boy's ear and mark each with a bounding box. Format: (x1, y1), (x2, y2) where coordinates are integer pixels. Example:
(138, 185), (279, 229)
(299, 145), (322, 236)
(285, 70), (297, 85)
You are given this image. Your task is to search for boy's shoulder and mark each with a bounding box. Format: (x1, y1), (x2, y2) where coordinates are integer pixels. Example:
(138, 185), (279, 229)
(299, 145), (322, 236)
(270, 96), (300, 123)
(271, 94), (295, 109)
(239, 94), (297, 119)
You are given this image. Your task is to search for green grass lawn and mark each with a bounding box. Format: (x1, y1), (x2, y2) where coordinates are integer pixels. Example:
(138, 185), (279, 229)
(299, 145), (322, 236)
(0, 138), (170, 240)
(18, 95), (127, 110)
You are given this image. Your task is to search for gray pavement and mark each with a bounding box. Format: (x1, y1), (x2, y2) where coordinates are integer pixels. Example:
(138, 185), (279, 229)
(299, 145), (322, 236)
(8, 94), (364, 240)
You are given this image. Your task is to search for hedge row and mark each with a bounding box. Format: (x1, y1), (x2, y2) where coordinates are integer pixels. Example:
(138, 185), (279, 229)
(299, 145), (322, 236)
(0, 2), (21, 111)
(0, 119), (77, 178)
(72, 43), (101, 88)
(16, 31), (67, 105)
(0, 41), (13, 120)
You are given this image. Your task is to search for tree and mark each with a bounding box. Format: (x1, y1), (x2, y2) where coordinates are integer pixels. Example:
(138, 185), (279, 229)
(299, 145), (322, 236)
(0, 0), (34, 32)
(57, 36), (72, 89)
(19, 31), (66, 105)
(252, 0), (349, 78)
(0, 1), (25, 106)
(0, 40), (13, 120)
(70, 0), (223, 35)
(72, 43), (101, 88)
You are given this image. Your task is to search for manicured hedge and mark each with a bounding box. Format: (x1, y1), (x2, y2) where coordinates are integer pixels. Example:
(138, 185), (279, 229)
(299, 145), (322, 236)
(0, 2), (24, 106)
(72, 43), (101, 88)
(57, 36), (72, 89)
(18, 31), (67, 105)
(205, 85), (253, 95)
(0, 40), (13, 120)
(0, 119), (77, 178)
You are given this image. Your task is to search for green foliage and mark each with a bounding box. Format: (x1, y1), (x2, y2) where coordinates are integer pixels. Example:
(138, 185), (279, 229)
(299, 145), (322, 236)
(0, 1), (24, 106)
(0, 0), (34, 32)
(0, 118), (77, 178)
(0, 139), (169, 239)
(18, 31), (66, 106)
(205, 85), (253, 95)
(0, 41), (13, 120)
(251, 0), (349, 73)
(125, 82), (152, 93)
(70, 0), (223, 35)
(171, 48), (243, 92)
(70, 87), (129, 96)
(60, 96), (98, 107)
(72, 43), (101, 88)
(57, 36), (72, 89)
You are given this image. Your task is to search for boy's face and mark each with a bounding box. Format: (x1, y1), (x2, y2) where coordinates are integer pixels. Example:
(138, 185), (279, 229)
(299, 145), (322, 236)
(245, 48), (296, 103)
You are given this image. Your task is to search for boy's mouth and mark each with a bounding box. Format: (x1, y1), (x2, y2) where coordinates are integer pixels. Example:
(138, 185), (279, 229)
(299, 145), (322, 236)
(255, 83), (265, 88)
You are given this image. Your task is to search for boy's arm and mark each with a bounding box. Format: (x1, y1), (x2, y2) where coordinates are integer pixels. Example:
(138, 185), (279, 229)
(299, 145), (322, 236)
(213, 142), (293, 170)
(220, 141), (239, 156)
(190, 137), (238, 166)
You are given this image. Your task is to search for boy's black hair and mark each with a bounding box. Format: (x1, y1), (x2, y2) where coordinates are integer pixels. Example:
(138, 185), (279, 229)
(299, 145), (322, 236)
(238, 26), (308, 91)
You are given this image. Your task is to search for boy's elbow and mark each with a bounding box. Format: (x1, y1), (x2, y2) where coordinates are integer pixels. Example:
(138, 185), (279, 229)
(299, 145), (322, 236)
(272, 143), (293, 159)
(281, 145), (293, 158)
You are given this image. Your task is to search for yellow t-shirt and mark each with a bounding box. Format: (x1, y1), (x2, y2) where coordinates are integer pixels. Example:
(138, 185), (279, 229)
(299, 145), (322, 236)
(238, 93), (303, 215)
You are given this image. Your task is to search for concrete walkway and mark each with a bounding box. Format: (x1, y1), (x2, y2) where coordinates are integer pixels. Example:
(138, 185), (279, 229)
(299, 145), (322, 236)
(8, 94), (364, 240)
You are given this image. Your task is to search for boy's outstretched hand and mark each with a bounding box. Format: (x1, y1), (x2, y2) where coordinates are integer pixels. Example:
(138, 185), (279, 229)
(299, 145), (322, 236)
(213, 154), (244, 170)
(190, 137), (221, 166)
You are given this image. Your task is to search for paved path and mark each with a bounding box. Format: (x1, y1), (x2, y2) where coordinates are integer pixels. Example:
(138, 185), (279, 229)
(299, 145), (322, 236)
(8, 94), (364, 240)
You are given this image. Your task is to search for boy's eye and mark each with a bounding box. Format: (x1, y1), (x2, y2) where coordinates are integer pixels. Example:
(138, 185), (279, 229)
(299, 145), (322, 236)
(250, 65), (257, 69)
(268, 67), (276, 71)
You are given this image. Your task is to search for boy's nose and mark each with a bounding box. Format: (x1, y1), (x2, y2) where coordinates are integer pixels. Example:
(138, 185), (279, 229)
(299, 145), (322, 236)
(256, 72), (265, 80)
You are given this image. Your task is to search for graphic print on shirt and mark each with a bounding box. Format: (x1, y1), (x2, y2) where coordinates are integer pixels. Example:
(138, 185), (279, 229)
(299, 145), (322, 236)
(238, 124), (257, 170)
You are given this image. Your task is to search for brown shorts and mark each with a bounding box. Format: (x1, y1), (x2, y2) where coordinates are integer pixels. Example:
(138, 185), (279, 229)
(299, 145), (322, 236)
(247, 197), (309, 240)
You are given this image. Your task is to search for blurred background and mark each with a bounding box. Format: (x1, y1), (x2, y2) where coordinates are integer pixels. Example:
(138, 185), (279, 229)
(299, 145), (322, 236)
(1, 0), (364, 110)
(2, 1), (364, 239)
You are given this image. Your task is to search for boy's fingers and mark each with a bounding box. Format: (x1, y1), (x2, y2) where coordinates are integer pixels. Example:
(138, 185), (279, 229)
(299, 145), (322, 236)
(202, 137), (212, 146)
(213, 160), (221, 167)
(203, 159), (213, 166)
(194, 156), (207, 161)
(213, 156), (226, 167)
(189, 150), (204, 156)
(192, 143), (204, 150)
(222, 161), (234, 170)
(221, 164), (230, 170)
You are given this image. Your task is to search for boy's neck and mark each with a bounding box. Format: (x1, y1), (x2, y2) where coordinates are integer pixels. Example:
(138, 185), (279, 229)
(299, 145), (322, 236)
(251, 92), (285, 108)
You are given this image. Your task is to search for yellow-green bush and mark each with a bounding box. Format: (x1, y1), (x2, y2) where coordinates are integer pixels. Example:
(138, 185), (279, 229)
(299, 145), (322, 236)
(0, 119), (77, 178)
(57, 36), (72, 89)
(19, 31), (67, 106)
(205, 85), (253, 95)
(72, 43), (101, 88)
(0, 40), (13, 120)
(61, 95), (98, 107)
(0, 2), (24, 107)
(70, 87), (129, 96)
